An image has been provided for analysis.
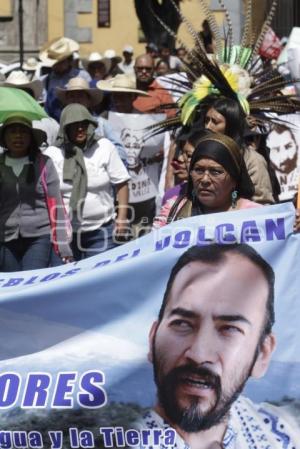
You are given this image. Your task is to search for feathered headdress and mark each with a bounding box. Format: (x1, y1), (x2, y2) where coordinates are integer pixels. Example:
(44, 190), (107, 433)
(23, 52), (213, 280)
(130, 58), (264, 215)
(146, 0), (300, 136)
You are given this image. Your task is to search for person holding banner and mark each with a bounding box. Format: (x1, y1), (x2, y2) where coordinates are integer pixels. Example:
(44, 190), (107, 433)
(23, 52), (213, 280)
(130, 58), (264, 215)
(45, 103), (130, 260)
(97, 74), (167, 236)
(0, 116), (73, 271)
(134, 244), (300, 448)
(155, 133), (258, 226)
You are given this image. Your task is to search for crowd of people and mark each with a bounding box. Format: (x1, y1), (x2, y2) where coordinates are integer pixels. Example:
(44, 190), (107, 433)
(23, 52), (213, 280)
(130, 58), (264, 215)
(0, 5), (299, 447)
(0, 18), (299, 272)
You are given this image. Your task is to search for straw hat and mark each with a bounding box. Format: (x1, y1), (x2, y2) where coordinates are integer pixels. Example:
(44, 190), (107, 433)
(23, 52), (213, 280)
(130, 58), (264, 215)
(23, 57), (41, 72)
(39, 37), (79, 67)
(82, 52), (111, 74)
(1, 70), (43, 100)
(103, 49), (122, 64)
(97, 74), (149, 96)
(56, 77), (103, 106)
(0, 116), (47, 148)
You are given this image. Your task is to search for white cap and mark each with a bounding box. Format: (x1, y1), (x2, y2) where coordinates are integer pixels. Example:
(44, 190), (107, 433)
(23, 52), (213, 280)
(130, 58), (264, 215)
(123, 45), (134, 54)
(103, 49), (122, 63)
(104, 49), (117, 59)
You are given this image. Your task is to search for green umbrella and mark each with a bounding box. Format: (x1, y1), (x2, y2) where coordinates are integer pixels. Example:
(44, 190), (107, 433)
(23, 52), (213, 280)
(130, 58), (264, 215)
(0, 86), (48, 123)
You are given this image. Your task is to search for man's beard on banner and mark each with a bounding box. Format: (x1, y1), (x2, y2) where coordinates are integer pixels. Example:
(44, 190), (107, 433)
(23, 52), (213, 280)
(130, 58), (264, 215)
(152, 335), (260, 433)
(274, 154), (298, 175)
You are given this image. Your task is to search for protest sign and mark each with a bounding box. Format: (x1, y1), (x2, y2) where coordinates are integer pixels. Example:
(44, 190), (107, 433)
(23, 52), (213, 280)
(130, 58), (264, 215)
(267, 114), (300, 201)
(108, 112), (165, 204)
(0, 203), (299, 445)
(278, 27), (300, 65)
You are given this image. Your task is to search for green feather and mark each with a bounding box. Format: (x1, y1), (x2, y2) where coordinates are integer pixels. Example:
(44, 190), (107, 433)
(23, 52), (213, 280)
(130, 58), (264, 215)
(180, 93), (199, 125)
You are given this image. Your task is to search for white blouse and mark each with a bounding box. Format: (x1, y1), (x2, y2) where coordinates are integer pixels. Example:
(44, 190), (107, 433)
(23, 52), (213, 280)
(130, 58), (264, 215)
(45, 138), (130, 232)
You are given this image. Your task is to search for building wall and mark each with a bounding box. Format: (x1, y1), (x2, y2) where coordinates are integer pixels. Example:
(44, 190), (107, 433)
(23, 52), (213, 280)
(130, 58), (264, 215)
(47, 0), (226, 59)
(1, 0), (290, 66)
(0, 0), (253, 64)
(0, 0), (47, 63)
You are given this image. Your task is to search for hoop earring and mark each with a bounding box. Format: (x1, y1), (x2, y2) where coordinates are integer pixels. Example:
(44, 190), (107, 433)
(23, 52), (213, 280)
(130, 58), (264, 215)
(231, 190), (238, 209)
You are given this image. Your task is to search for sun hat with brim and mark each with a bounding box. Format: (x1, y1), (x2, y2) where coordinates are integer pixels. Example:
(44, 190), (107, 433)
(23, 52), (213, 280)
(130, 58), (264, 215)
(82, 52), (111, 75)
(103, 49), (122, 64)
(56, 77), (103, 107)
(0, 115), (47, 148)
(23, 57), (41, 72)
(1, 70), (43, 100)
(39, 37), (79, 67)
(97, 74), (150, 96)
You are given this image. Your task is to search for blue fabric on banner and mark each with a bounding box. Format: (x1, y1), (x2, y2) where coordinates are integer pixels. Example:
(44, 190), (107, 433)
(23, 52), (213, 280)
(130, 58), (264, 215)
(0, 202), (299, 408)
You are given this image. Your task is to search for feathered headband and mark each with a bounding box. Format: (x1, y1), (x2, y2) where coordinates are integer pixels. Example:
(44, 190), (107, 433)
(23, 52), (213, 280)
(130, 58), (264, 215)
(146, 0), (300, 136)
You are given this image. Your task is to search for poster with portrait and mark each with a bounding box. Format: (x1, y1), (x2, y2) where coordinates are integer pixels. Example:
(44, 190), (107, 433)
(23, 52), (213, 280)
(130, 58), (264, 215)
(108, 112), (166, 203)
(267, 113), (300, 201)
(0, 203), (299, 446)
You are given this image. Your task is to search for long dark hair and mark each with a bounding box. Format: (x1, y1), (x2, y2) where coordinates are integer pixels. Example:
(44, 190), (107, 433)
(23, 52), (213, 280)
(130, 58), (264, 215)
(245, 131), (281, 201)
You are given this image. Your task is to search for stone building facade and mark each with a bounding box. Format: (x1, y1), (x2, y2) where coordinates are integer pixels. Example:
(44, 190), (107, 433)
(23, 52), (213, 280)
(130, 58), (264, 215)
(0, 0), (47, 63)
(0, 0), (297, 64)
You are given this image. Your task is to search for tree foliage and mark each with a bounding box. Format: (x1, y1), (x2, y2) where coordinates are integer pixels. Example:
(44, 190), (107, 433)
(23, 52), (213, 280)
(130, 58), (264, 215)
(134, 0), (182, 50)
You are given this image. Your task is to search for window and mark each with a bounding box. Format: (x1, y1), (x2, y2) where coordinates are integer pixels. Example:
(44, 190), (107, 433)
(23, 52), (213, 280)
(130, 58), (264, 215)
(97, 0), (110, 28)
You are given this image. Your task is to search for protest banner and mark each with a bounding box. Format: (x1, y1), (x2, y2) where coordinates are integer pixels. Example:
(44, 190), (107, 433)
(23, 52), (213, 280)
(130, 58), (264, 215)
(108, 112), (166, 204)
(278, 27), (300, 65)
(0, 203), (299, 446)
(267, 114), (300, 201)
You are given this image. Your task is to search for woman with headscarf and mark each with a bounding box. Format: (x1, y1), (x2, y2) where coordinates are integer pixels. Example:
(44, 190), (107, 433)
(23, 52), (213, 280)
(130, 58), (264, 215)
(45, 103), (130, 260)
(0, 115), (72, 271)
(156, 133), (259, 226)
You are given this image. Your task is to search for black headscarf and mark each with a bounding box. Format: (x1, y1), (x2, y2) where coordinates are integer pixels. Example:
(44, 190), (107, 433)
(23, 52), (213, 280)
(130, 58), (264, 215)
(187, 133), (254, 201)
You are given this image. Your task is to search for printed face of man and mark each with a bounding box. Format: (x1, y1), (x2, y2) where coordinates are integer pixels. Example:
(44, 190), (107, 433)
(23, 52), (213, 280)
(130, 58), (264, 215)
(269, 129), (298, 174)
(120, 129), (144, 168)
(149, 253), (275, 432)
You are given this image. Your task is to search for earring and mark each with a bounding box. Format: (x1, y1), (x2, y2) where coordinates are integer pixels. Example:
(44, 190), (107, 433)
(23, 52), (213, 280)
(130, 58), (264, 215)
(231, 190), (238, 209)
